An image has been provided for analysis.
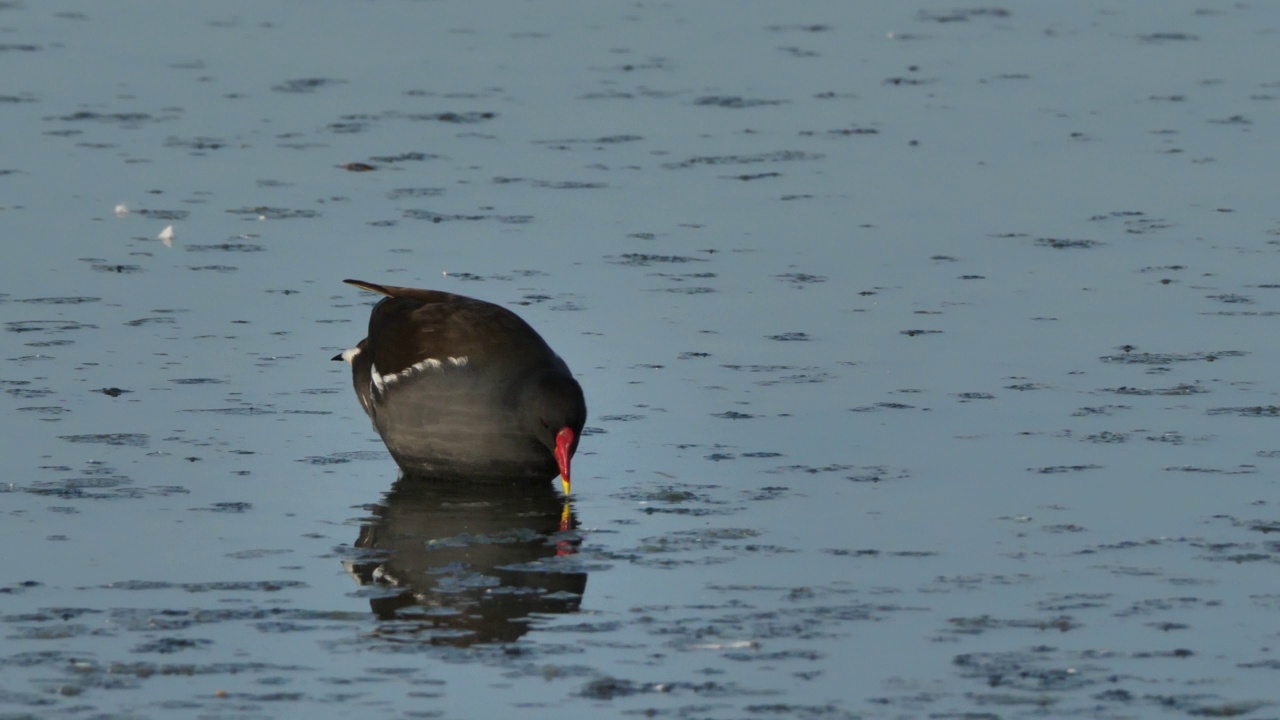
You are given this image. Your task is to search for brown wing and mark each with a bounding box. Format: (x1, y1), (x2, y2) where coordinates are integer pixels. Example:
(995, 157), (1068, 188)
(349, 279), (558, 376)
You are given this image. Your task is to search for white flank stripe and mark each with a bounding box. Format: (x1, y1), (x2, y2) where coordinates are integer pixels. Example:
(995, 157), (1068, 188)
(367, 356), (461, 399)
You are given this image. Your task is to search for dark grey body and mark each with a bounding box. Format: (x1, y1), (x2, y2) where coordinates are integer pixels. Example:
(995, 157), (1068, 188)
(341, 280), (586, 483)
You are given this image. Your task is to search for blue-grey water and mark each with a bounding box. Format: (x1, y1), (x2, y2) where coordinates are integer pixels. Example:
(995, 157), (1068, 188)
(4, 2), (1280, 718)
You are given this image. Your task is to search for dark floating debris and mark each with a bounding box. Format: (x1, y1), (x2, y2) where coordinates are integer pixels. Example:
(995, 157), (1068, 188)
(59, 433), (149, 447)
(14, 296), (100, 304)
(766, 23), (831, 32)
(184, 242), (265, 253)
(225, 206), (320, 220)
(17, 406), (69, 415)
(6, 320), (97, 333)
(328, 119), (367, 134)
(693, 95), (788, 108)
(1030, 465), (1104, 474)
(800, 126), (879, 138)
(847, 466), (907, 483)
(1136, 32), (1200, 43)
(900, 329), (942, 337)
(650, 285), (716, 295)
(1207, 406), (1280, 418)
(882, 76), (934, 87)
(578, 676), (646, 700)
(756, 371), (830, 386)
(849, 403), (918, 412)
(662, 150), (823, 170)
(387, 187), (446, 199)
(1087, 211), (1171, 234)
(124, 317), (175, 327)
(725, 171), (781, 181)
(165, 136), (227, 151)
(406, 111), (497, 124)
(190, 502), (253, 513)
(106, 578), (301, 591)
(1035, 237), (1102, 249)
(1164, 465), (1256, 475)
(1100, 350), (1245, 364)
(774, 273), (827, 286)
(1103, 383), (1207, 396)
(297, 451), (386, 465)
(534, 134), (643, 146)
(181, 407), (276, 416)
(608, 253), (706, 266)
(491, 176), (607, 189)
(370, 152), (442, 165)
(1206, 293), (1252, 304)
(824, 548), (939, 558)
(132, 637), (213, 654)
(136, 209), (190, 221)
(1082, 431), (1128, 444)
(1088, 210), (1145, 220)
(722, 364), (794, 373)
(28, 475), (134, 495)
(917, 8), (1011, 22)
(96, 387), (129, 397)
(767, 463), (851, 475)
(49, 110), (157, 125)
(1209, 114), (1252, 126)
(1200, 310), (1280, 317)
(402, 209), (532, 224)
(271, 77), (347, 93)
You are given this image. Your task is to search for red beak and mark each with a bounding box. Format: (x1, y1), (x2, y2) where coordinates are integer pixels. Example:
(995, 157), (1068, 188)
(554, 426), (575, 495)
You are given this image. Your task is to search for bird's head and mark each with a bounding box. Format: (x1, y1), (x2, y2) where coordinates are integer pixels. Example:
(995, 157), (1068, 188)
(526, 372), (586, 495)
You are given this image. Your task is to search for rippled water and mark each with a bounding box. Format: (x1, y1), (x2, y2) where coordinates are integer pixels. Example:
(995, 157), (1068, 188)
(4, 1), (1280, 718)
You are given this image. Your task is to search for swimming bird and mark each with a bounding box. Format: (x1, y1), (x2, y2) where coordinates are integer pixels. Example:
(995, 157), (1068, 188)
(336, 279), (585, 494)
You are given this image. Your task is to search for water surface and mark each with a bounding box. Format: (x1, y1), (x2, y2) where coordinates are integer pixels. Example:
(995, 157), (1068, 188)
(4, 2), (1280, 717)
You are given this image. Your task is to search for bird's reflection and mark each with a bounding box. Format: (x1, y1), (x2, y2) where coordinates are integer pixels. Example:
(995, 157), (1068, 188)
(346, 475), (586, 646)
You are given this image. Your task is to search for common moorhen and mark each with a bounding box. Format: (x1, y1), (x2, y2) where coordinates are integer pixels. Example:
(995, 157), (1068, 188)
(336, 279), (586, 493)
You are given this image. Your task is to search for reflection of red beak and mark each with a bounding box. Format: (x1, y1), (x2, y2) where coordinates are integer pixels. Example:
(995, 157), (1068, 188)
(558, 503), (573, 538)
(554, 426), (575, 496)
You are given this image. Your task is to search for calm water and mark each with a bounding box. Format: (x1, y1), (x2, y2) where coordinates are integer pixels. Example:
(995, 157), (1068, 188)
(4, 2), (1280, 718)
